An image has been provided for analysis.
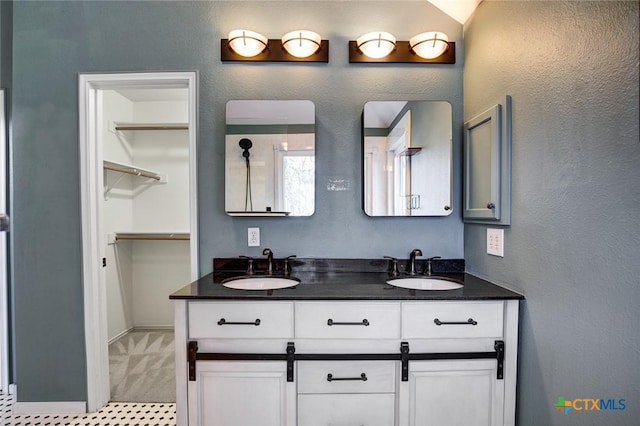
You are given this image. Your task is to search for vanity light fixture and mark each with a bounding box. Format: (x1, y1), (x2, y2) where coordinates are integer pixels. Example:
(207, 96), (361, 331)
(281, 30), (322, 58)
(409, 31), (449, 59)
(222, 29), (329, 62)
(356, 32), (397, 59)
(349, 31), (455, 64)
(227, 29), (269, 58)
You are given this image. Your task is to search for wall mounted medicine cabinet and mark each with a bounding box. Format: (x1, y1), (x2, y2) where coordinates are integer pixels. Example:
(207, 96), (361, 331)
(225, 100), (315, 217)
(362, 101), (453, 217)
(463, 96), (512, 225)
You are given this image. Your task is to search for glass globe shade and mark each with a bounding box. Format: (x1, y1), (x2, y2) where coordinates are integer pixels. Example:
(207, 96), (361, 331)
(228, 29), (268, 58)
(282, 30), (322, 58)
(409, 32), (449, 59)
(356, 32), (396, 59)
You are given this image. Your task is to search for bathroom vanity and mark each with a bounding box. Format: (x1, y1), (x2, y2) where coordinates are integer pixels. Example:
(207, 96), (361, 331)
(170, 258), (523, 426)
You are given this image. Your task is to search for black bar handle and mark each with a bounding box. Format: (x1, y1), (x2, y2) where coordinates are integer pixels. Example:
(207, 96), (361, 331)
(434, 318), (478, 326)
(327, 318), (370, 326)
(327, 373), (368, 382)
(217, 318), (261, 326)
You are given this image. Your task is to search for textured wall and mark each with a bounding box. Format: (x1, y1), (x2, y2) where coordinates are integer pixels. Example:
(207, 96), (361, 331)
(464, 1), (639, 424)
(10, 1), (463, 402)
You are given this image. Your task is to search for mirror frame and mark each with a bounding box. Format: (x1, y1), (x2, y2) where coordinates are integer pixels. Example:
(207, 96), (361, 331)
(362, 100), (453, 217)
(225, 100), (316, 217)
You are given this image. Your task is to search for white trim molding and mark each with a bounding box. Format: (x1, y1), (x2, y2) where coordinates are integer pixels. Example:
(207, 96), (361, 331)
(0, 89), (10, 394)
(12, 401), (87, 416)
(79, 72), (198, 413)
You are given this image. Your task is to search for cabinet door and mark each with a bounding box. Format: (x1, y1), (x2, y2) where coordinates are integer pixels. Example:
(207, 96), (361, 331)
(298, 393), (395, 426)
(463, 104), (502, 221)
(188, 361), (295, 426)
(399, 360), (504, 426)
(463, 96), (512, 225)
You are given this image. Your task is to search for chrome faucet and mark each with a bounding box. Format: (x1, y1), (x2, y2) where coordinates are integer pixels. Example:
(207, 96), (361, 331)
(408, 249), (422, 275)
(262, 248), (274, 275)
(425, 256), (441, 276)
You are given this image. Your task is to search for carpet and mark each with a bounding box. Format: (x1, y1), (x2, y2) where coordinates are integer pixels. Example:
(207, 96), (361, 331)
(109, 329), (176, 403)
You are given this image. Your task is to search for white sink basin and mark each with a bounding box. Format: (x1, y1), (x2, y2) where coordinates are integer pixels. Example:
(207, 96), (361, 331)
(386, 277), (463, 291)
(222, 276), (300, 290)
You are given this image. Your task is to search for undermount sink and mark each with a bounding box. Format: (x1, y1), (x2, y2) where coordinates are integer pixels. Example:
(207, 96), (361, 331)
(386, 277), (463, 291)
(222, 276), (300, 290)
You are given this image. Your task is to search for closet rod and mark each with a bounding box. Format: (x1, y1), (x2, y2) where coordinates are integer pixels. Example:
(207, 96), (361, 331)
(115, 123), (188, 131)
(103, 160), (161, 181)
(115, 233), (190, 241)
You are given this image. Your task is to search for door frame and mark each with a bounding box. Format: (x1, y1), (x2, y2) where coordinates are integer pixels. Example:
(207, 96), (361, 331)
(79, 72), (198, 411)
(0, 89), (10, 394)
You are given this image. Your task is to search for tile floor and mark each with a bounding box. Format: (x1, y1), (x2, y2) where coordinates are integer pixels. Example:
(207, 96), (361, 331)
(0, 392), (176, 426)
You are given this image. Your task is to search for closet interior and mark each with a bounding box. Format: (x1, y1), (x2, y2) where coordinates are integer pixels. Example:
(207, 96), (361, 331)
(101, 88), (191, 343)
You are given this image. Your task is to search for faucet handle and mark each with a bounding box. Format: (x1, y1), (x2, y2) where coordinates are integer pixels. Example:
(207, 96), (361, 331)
(383, 256), (399, 276)
(283, 255), (297, 276)
(239, 255), (255, 275)
(425, 256), (442, 276)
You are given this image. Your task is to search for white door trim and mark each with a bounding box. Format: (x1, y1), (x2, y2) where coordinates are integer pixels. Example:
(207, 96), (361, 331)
(79, 72), (198, 412)
(0, 89), (10, 394)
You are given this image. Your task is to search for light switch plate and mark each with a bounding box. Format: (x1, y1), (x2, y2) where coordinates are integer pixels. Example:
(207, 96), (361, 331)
(487, 228), (504, 257)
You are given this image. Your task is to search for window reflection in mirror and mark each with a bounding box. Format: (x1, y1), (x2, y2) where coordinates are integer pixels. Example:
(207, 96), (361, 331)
(363, 101), (452, 217)
(226, 100), (315, 217)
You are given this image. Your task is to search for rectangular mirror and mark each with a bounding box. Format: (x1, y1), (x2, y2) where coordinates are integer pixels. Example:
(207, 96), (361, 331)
(362, 101), (452, 216)
(226, 100), (315, 217)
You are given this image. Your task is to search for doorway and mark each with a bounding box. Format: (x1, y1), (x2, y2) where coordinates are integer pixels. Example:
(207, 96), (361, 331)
(79, 73), (198, 412)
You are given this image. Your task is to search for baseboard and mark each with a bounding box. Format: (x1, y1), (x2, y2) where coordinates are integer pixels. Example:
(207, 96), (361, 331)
(132, 325), (174, 332)
(12, 401), (86, 415)
(108, 327), (134, 345)
(109, 326), (174, 344)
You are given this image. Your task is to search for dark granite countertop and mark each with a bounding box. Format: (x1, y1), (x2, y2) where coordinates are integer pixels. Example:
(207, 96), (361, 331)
(170, 258), (523, 301)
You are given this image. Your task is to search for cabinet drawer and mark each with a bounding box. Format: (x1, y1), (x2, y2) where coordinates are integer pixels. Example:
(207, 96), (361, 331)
(298, 394), (395, 426)
(402, 301), (504, 339)
(295, 302), (401, 339)
(298, 361), (396, 394)
(188, 301), (293, 339)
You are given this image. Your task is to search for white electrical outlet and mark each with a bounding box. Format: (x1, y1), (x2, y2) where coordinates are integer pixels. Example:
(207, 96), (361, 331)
(248, 227), (260, 247)
(487, 228), (504, 257)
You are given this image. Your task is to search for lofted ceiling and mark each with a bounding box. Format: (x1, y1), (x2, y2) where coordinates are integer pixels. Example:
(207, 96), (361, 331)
(427, 0), (481, 24)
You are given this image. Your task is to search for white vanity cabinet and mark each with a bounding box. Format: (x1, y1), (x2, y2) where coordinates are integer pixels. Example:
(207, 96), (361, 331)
(174, 298), (519, 426)
(190, 361), (294, 426)
(398, 301), (518, 426)
(184, 301), (296, 426)
(402, 359), (503, 426)
(295, 302), (401, 426)
(297, 361), (396, 425)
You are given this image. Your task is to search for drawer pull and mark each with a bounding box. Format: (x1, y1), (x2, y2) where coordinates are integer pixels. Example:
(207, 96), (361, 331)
(434, 318), (478, 326)
(326, 373), (368, 382)
(327, 318), (370, 326)
(217, 318), (261, 326)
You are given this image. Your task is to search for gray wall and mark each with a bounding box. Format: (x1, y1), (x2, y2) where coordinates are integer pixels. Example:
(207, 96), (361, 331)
(9, 1), (463, 402)
(464, 1), (639, 424)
